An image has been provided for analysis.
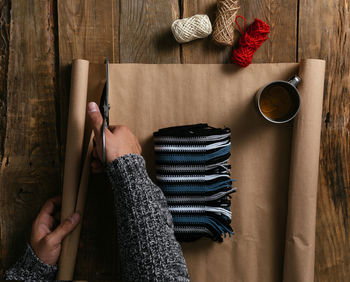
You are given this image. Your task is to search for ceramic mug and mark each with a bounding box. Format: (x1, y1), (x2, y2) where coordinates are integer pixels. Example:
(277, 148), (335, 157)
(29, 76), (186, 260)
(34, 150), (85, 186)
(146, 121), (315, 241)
(255, 75), (302, 124)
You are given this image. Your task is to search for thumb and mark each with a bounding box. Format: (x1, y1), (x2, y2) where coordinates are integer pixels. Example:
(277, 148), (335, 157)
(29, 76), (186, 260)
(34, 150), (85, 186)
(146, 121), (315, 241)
(87, 102), (103, 138)
(47, 212), (80, 245)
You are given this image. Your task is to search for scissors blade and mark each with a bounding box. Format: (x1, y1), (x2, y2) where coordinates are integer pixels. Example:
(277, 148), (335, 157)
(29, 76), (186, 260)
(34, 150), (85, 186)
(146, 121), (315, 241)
(104, 57), (109, 127)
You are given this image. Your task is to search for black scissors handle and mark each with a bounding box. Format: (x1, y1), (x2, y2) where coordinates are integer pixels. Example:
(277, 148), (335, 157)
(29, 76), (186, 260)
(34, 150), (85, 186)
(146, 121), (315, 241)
(99, 57), (109, 166)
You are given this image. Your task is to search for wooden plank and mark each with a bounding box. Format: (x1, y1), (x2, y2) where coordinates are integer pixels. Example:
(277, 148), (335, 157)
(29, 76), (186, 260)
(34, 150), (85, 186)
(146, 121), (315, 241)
(181, 0), (231, 63)
(0, 0), (11, 275)
(58, 0), (119, 155)
(0, 0), (10, 167)
(0, 0), (59, 273)
(298, 1), (350, 281)
(58, 0), (119, 64)
(119, 0), (180, 63)
(181, 0), (298, 63)
(57, 1), (119, 280)
(239, 0), (298, 63)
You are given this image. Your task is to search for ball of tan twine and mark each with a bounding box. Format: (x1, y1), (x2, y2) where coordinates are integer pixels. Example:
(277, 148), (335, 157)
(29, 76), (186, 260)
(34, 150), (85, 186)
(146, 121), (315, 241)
(171, 14), (212, 44)
(212, 0), (240, 46)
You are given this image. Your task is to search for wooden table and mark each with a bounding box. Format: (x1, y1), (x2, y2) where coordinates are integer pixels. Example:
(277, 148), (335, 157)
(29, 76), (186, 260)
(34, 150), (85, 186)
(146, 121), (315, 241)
(0, 1), (349, 281)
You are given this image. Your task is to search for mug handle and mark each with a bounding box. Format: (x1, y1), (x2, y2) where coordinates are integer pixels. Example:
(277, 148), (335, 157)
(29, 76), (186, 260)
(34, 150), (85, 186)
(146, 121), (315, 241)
(288, 75), (302, 88)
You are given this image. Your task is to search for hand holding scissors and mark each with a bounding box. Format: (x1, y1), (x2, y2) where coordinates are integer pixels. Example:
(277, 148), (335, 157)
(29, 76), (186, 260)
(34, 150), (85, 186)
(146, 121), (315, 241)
(86, 58), (142, 173)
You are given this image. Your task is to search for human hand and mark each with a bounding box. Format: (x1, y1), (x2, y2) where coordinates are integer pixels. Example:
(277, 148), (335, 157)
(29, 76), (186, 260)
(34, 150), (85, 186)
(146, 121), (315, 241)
(87, 102), (142, 173)
(30, 196), (80, 266)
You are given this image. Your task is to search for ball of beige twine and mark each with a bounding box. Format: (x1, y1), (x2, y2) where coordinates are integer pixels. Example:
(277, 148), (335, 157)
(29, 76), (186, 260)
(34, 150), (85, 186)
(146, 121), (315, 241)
(171, 14), (212, 44)
(212, 0), (240, 46)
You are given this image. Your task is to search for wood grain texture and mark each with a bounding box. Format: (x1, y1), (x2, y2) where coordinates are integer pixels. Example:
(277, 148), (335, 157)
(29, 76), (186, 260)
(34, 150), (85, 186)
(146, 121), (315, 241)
(0, 0), (59, 274)
(239, 0), (298, 63)
(181, 0), (298, 63)
(0, 0), (9, 167)
(0, 0), (348, 280)
(57, 1), (119, 280)
(298, 1), (350, 281)
(119, 0), (180, 63)
(58, 0), (119, 154)
(181, 0), (232, 63)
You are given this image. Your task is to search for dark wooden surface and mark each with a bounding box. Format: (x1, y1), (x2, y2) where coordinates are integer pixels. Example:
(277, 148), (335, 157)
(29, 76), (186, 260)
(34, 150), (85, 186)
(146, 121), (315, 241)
(0, 0), (349, 281)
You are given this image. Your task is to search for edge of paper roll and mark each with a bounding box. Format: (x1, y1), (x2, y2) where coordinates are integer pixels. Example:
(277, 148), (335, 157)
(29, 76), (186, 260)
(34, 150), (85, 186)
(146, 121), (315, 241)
(57, 59), (90, 280)
(283, 59), (326, 282)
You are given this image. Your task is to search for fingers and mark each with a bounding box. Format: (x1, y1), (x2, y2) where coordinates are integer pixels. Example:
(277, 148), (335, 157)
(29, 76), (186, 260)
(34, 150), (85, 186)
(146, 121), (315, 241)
(87, 102), (103, 138)
(91, 147), (103, 173)
(39, 196), (61, 216)
(92, 147), (98, 158)
(91, 159), (103, 173)
(45, 217), (56, 230)
(108, 125), (118, 132)
(137, 142), (142, 154)
(46, 212), (80, 245)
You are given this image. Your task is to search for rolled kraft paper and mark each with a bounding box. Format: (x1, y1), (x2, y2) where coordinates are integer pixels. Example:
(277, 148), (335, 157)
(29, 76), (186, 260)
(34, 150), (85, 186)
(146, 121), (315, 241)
(57, 59), (89, 280)
(57, 134), (94, 280)
(283, 59), (326, 282)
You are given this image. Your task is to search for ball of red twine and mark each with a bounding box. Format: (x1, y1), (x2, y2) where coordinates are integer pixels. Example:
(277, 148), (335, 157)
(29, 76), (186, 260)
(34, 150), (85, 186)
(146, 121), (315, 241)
(231, 16), (270, 67)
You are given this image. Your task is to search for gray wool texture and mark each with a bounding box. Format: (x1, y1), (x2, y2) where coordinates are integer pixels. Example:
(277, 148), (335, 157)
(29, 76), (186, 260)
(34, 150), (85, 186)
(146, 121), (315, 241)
(2, 243), (57, 281)
(3, 153), (190, 282)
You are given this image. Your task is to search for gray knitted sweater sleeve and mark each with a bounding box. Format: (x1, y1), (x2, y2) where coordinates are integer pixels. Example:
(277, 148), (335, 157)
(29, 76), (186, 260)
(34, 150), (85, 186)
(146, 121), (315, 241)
(2, 243), (57, 281)
(105, 153), (190, 282)
(3, 153), (189, 282)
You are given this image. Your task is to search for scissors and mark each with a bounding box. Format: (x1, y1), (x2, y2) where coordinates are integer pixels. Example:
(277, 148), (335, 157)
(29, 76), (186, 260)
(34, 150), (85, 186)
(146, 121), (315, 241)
(99, 57), (110, 166)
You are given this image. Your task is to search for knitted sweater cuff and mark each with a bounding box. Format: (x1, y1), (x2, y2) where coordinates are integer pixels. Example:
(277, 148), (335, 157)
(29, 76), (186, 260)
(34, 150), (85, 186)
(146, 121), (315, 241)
(3, 243), (57, 281)
(105, 153), (151, 189)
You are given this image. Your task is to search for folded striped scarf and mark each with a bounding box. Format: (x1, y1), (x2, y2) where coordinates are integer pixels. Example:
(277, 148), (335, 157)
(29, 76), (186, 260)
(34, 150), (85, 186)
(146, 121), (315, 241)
(153, 124), (236, 242)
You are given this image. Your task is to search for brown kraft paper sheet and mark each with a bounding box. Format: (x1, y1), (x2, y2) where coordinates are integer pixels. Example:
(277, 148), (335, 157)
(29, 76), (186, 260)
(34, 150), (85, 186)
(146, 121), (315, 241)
(59, 59), (325, 281)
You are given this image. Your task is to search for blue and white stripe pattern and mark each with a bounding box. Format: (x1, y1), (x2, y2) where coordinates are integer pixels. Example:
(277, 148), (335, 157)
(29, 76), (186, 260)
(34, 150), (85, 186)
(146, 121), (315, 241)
(153, 124), (236, 242)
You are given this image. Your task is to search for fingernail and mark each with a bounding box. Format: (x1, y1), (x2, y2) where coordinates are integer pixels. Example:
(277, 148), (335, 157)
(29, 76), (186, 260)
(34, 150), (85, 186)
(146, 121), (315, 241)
(88, 102), (99, 112)
(69, 212), (80, 224)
